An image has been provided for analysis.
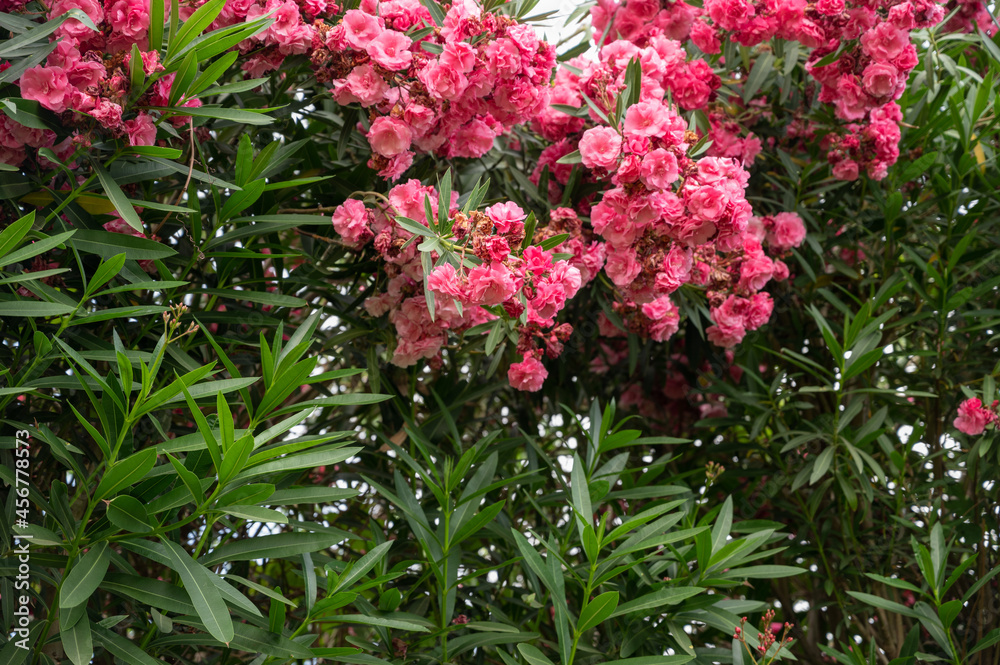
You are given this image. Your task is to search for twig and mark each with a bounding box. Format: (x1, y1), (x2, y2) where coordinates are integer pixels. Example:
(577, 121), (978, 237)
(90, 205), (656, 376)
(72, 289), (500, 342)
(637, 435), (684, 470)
(152, 117), (196, 237)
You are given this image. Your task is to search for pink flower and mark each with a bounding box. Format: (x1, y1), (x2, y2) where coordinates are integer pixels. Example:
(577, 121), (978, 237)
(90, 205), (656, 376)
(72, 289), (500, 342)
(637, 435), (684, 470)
(367, 116), (412, 157)
(467, 262), (517, 305)
(485, 202), (526, 232)
(655, 245), (692, 293)
(49, 0), (104, 40)
(107, 0), (150, 37)
(579, 127), (622, 170)
(706, 295), (748, 347)
(90, 101), (123, 129)
(739, 252), (774, 291)
(508, 354), (548, 391)
(342, 9), (383, 49)
(376, 152), (413, 182)
(642, 296), (680, 341)
(123, 113), (157, 146)
(418, 61), (468, 101)
(343, 64), (389, 107)
(860, 23), (910, 62)
(523, 246), (553, 275)
(640, 149), (680, 190)
(623, 101), (668, 138)
(954, 398), (994, 435)
(767, 212), (807, 252)
(427, 263), (469, 301)
(705, 0), (755, 31)
(20, 67), (71, 113)
(832, 159), (859, 181)
(745, 292), (773, 329)
(815, 0), (845, 14)
(690, 20), (722, 53)
(862, 62), (902, 98)
(487, 38), (522, 78)
(604, 248), (642, 286)
(367, 30), (412, 71)
(685, 185), (727, 222)
(440, 41), (476, 73)
(449, 119), (496, 159)
(331, 199), (372, 247)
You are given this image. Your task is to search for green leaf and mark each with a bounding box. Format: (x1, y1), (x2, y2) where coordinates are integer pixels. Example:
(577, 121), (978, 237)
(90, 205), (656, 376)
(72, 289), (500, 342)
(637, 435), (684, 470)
(847, 591), (919, 618)
(451, 499), (505, 547)
(68, 229), (177, 260)
(91, 625), (165, 665)
(899, 152), (938, 182)
(969, 628), (1000, 656)
(810, 447), (835, 484)
(0, 300), (75, 317)
(107, 495), (153, 532)
(0, 10), (96, 58)
(518, 643), (557, 665)
(234, 446), (362, 482)
(929, 522), (946, 588)
(199, 531), (349, 566)
(0, 211), (34, 260)
(556, 150), (583, 165)
(333, 541), (393, 593)
(165, 452), (204, 505)
(222, 505), (287, 523)
(102, 573), (196, 614)
(330, 614), (431, 632)
(218, 433), (254, 485)
(163, 539), (234, 644)
(169, 0), (225, 57)
(718, 565), (806, 579)
(85, 254), (127, 296)
(61, 615), (93, 665)
(169, 51), (199, 107)
(609, 587), (705, 618)
(711, 496), (733, 555)
(151, 105), (276, 125)
(578, 591), (619, 632)
(94, 164), (144, 233)
(0, 229), (75, 268)
(742, 52), (775, 102)
(94, 449), (157, 502)
(59, 542), (111, 608)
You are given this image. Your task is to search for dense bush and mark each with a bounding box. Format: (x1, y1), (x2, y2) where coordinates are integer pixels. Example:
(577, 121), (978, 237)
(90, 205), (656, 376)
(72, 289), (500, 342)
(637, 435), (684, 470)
(0, 0), (998, 663)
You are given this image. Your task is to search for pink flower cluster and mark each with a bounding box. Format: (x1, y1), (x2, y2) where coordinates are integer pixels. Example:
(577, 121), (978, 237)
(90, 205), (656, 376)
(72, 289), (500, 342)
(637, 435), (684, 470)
(4, 0), (207, 166)
(585, 0), (986, 182)
(330, 185), (583, 392)
(691, 0), (945, 180)
(571, 92), (804, 347)
(590, 0), (698, 45)
(313, 0), (554, 180)
(953, 397), (998, 436)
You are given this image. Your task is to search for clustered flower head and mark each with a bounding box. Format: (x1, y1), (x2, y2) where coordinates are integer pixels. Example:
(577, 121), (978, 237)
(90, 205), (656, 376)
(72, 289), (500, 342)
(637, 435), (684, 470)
(953, 397), (998, 436)
(560, 88), (805, 348)
(4, 0), (175, 164)
(588, 0), (990, 182)
(331, 188), (583, 392)
(692, 0), (945, 180)
(311, 0), (555, 180)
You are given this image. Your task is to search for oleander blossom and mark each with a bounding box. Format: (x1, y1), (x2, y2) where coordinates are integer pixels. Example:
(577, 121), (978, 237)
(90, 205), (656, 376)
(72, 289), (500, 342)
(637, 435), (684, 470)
(329, 186), (579, 391)
(953, 398), (997, 436)
(313, 0), (555, 180)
